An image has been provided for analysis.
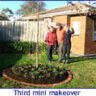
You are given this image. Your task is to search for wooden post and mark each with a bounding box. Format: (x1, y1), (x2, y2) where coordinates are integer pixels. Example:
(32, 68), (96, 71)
(36, 2), (39, 68)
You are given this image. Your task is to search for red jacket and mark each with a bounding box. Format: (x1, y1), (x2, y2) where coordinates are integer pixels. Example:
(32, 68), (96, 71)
(45, 31), (57, 45)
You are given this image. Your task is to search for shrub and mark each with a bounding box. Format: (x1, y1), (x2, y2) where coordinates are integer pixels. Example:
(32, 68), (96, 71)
(0, 41), (47, 54)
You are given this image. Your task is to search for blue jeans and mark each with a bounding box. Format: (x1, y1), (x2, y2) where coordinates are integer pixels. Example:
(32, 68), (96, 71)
(63, 44), (71, 62)
(47, 45), (54, 61)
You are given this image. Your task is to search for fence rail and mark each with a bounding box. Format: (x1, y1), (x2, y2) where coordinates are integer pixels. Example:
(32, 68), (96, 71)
(0, 21), (49, 42)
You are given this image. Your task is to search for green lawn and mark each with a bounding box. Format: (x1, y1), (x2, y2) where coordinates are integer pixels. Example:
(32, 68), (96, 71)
(0, 53), (96, 88)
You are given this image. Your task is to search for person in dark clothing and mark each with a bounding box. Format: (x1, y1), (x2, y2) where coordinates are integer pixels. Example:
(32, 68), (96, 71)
(45, 23), (57, 61)
(63, 25), (74, 64)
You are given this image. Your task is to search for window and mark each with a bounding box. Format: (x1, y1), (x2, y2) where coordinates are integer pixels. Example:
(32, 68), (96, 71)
(72, 21), (80, 35)
(93, 20), (96, 41)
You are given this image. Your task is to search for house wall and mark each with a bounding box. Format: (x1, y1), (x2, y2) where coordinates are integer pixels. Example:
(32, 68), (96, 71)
(52, 16), (70, 25)
(70, 16), (86, 55)
(85, 17), (96, 55)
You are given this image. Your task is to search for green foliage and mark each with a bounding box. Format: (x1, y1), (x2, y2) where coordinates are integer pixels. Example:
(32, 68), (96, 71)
(39, 75), (44, 79)
(24, 74), (27, 78)
(2, 8), (14, 14)
(0, 54), (96, 88)
(0, 41), (47, 54)
(16, 1), (46, 15)
(0, 41), (30, 54)
(38, 43), (47, 52)
(11, 64), (68, 80)
(33, 71), (39, 75)
(1, 8), (14, 18)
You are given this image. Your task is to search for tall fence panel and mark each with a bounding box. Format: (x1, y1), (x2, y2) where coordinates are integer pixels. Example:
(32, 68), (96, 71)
(0, 21), (49, 42)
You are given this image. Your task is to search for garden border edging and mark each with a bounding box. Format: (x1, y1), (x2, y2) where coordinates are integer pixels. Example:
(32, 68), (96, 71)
(3, 69), (72, 87)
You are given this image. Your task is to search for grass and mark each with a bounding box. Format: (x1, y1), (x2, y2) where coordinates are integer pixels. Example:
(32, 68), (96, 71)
(0, 53), (96, 88)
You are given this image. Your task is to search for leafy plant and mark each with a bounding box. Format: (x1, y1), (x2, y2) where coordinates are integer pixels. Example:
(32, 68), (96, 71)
(0, 41), (47, 54)
(33, 71), (39, 75)
(39, 75), (44, 79)
(11, 64), (68, 81)
(24, 74), (27, 78)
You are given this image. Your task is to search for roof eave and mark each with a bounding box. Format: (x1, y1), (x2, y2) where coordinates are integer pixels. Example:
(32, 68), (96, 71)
(20, 8), (95, 20)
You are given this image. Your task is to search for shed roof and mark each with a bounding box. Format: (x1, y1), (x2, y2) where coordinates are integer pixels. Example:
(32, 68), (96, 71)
(20, 2), (96, 20)
(41, 2), (95, 14)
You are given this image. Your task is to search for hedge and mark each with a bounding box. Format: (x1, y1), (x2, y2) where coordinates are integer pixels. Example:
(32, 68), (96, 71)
(0, 41), (47, 54)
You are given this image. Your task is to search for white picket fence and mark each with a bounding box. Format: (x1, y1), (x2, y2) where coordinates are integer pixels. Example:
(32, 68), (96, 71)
(0, 21), (49, 42)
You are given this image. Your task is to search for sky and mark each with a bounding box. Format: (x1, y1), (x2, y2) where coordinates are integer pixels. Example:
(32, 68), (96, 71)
(0, 1), (79, 14)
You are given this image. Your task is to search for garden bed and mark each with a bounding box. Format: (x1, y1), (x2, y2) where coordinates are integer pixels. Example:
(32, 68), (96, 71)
(3, 64), (72, 87)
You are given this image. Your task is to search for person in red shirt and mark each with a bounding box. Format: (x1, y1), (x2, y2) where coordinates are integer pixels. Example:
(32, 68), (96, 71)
(45, 23), (57, 61)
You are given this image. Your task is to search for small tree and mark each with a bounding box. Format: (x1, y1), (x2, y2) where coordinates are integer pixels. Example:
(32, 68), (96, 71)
(36, 2), (40, 68)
